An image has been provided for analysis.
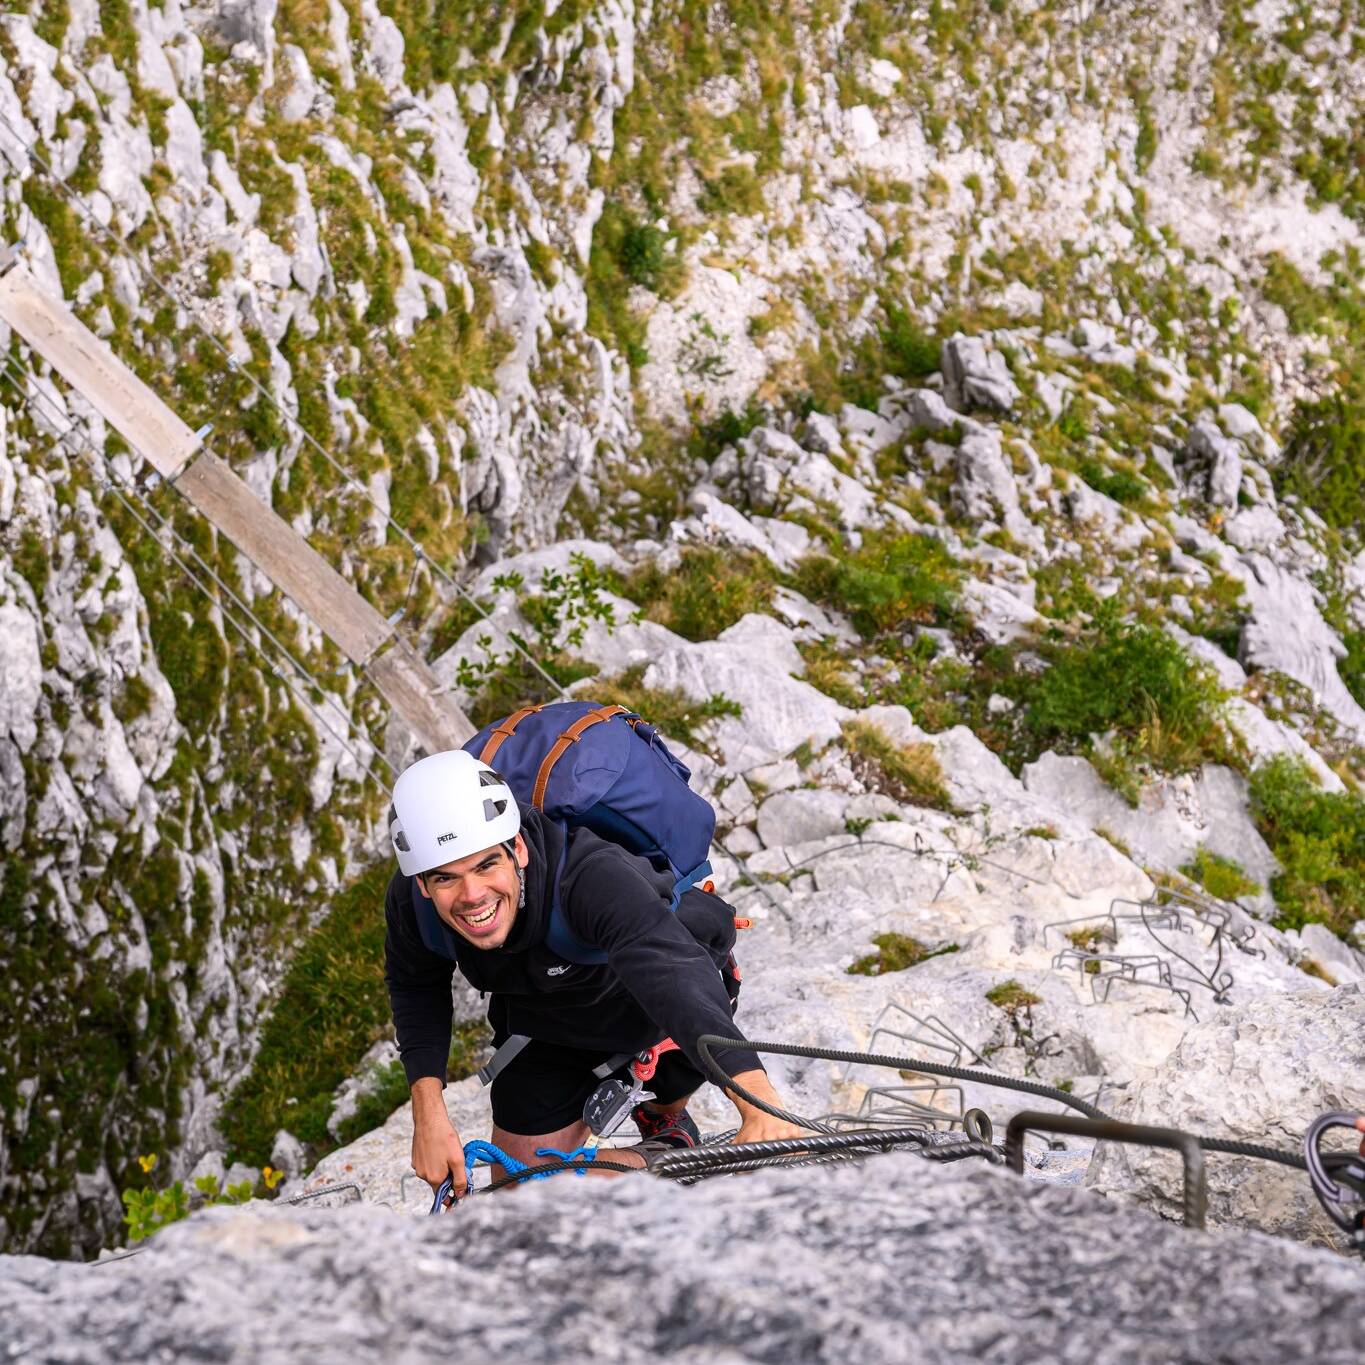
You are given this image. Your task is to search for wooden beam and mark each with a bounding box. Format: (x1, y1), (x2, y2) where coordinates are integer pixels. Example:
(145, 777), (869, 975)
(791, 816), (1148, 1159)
(0, 263), (201, 477)
(366, 640), (476, 752)
(0, 254), (478, 756)
(174, 451), (394, 665)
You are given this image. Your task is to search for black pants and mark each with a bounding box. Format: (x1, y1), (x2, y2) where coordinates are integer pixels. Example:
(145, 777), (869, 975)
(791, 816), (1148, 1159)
(490, 1037), (706, 1135)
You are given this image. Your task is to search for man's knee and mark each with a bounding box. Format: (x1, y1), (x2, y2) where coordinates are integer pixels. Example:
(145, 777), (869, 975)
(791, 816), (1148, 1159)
(489, 1120), (591, 1168)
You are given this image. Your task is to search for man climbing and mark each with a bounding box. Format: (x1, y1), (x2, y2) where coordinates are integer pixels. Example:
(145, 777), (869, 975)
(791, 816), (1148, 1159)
(384, 747), (803, 1203)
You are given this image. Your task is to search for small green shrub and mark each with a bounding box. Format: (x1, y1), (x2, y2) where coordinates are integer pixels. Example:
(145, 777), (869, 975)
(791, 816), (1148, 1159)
(121, 1152), (275, 1243)
(1341, 627), (1365, 710)
(879, 303), (941, 379)
(618, 221), (670, 290)
(1277, 378), (1365, 532)
(1055, 402), (1088, 442)
(622, 547), (776, 642)
(1180, 846), (1259, 901)
(1135, 103), (1158, 172)
(11, 529), (51, 598)
(1025, 601), (1229, 774)
(842, 720), (953, 810)
(1250, 756), (1365, 937)
(793, 531), (959, 640)
(1077, 458), (1147, 506)
(847, 933), (958, 976)
(452, 554), (619, 724)
(1033, 557), (1100, 620)
(1189, 570), (1248, 660)
(986, 980), (1042, 1013)
(464, 654), (599, 729)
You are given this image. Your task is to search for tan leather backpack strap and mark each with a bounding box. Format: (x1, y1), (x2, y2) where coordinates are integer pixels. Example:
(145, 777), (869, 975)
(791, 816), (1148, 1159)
(479, 705), (542, 765)
(530, 704), (628, 808)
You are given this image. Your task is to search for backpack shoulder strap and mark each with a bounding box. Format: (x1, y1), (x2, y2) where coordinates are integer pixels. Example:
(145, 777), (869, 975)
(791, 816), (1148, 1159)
(531, 704), (629, 808)
(478, 704), (543, 765)
(544, 903), (609, 966)
(544, 851), (715, 967)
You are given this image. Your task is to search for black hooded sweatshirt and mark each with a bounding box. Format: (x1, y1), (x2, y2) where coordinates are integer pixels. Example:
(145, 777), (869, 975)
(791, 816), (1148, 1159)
(383, 807), (761, 1088)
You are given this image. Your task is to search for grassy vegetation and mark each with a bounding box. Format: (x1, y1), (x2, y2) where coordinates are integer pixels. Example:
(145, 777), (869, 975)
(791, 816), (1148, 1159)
(1187, 569), (1247, 660)
(586, 201), (681, 368)
(1179, 846), (1260, 902)
(985, 980), (1042, 1013)
(462, 654), (599, 729)
(1257, 251), (1365, 533)
(841, 720), (953, 811)
(792, 530), (960, 640)
(1250, 757), (1365, 938)
(847, 932), (958, 977)
(620, 546), (776, 642)
(1076, 456), (1148, 506)
(1024, 601), (1233, 778)
(221, 862), (487, 1166)
(1278, 375), (1365, 533)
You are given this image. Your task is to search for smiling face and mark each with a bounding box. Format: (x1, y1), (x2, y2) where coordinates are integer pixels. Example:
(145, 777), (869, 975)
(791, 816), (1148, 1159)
(416, 834), (528, 950)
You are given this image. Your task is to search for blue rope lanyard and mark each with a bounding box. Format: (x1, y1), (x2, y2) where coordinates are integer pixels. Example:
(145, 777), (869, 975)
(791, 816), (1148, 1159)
(431, 1139), (598, 1213)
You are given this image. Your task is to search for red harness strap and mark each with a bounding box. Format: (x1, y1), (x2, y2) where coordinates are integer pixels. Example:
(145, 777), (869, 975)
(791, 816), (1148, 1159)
(630, 1038), (681, 1084)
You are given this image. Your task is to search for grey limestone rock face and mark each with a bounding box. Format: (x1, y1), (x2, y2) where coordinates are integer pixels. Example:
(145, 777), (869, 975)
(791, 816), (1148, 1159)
(643, 613), (849, 770)
(950, 428), (1022, 525)
(735, 425), (878, 530)
(1238, 553), (1365, 739)
(3, 1157), (1359, 1363)
(941, 333), (1021, 413)
(1088, 987), (1365, 1245)
(1021, 753), (1279, 892)
(1186, 415), (1243, 508)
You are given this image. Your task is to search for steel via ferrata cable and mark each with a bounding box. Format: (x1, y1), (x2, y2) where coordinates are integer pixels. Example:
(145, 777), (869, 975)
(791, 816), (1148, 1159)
(0, 359), (393, 788)
(0, 109), (569, 705)
(694, 1035), (1309, 1171)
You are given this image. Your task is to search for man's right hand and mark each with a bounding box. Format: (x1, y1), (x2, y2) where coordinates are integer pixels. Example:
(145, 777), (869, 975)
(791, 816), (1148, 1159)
(411, 1076), (467, 1204)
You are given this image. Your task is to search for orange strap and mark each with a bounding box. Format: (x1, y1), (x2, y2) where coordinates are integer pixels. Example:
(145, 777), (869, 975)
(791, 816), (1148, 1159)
(530, 705), (628, 809)
(478, 705), (542, 766)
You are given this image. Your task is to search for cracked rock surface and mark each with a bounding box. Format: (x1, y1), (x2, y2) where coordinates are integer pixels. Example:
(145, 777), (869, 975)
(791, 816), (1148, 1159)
(3, 1156), (1361, 1364)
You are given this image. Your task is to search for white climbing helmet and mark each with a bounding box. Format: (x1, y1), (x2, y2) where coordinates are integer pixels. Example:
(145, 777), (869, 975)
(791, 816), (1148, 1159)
(388, 750), (521, 877)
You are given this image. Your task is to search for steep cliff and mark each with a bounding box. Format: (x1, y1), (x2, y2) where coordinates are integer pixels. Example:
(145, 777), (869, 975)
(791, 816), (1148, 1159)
(2, 0), (1364, 1261)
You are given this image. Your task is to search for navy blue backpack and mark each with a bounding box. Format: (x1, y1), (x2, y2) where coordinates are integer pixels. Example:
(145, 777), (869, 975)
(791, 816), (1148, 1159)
(409, 701), (716, 964)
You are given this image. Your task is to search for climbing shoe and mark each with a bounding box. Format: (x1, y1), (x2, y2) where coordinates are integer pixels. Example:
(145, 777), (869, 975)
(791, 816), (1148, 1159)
(631, 1103), (700, 1151)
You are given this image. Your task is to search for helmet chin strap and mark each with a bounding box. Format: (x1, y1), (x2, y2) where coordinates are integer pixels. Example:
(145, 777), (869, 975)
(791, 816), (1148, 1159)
(504, 839), (526, 910)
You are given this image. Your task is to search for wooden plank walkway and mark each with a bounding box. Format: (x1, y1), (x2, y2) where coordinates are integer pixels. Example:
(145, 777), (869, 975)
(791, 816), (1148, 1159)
(0, 259), (475, 761)
(0, 264), (201, 477)
(175, 451), (393, 666)
(368, 640), (476, 749)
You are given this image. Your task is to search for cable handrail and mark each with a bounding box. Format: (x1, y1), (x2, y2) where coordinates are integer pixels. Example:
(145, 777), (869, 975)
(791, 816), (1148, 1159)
(0, 108), (569, 704)
(0, 358), (393, 789)
(0, 109), (791, 917)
